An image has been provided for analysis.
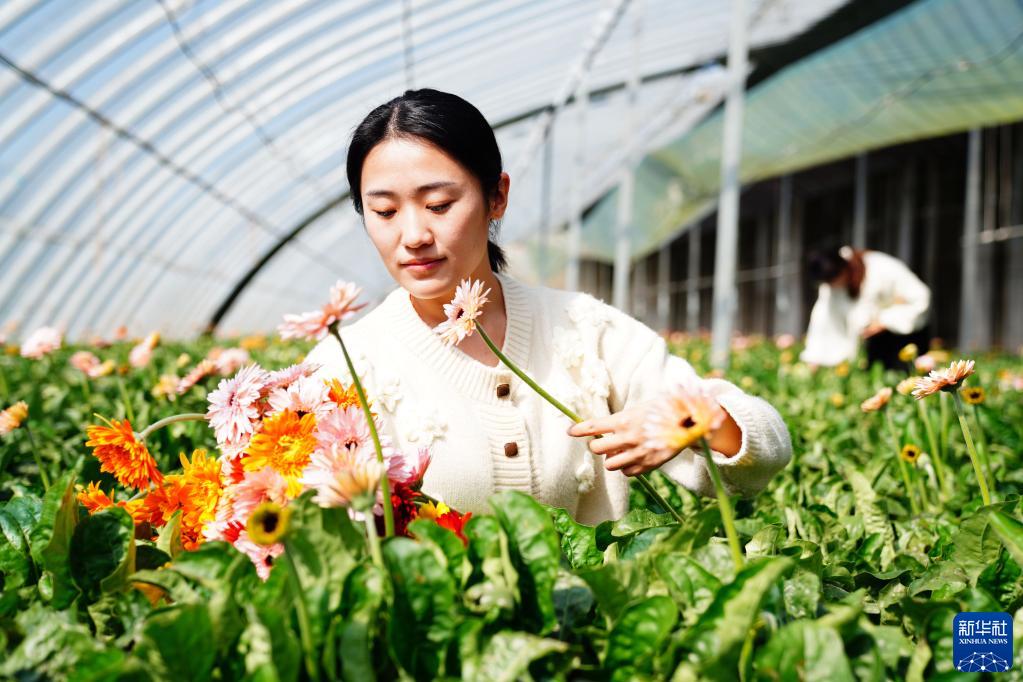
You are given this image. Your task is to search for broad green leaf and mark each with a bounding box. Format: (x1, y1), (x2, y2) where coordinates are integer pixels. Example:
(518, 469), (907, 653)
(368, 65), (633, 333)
(1, 602), (125, 680)
(950, 509), (1004, 585)
(611, 508), (674, 537)
(988, 511), (1023, 566)
(338, 562), (386, 682)
(654, 554), (721, 624)
(28, 472), (80, 608)
(156, 509), (183, 558)
(579, 559), (648, 623)
(783, 569), (821, 620)
(547, 506), (603, 570)
(469, 631), (569, 682)
(490, 491), (560, 634)
(238, 603), (301, 682)
(847, 469), (894, 570)
(679, 557), (794, 677)
(755, 620), (855, 681)
(0, 508), (33, 590)
(280, 492), (360, 649)
(605, 595), (678, 678)
(383, 537), (458, 679)
(133, 602), (216, 680)
(70, 505), (135, 600)
(408, 517), (467, 574)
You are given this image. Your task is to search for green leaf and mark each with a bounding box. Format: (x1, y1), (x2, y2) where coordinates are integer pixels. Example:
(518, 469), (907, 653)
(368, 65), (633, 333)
(0, 509), (33, 590)
(654, 554), (721, 624)
(383, 537), (458, 679)
(988, 511), (1023, 566)
(133, 603), (216, 680)
(28, 471), (80, 608)
(135, 544), (172, 571)
(238, 603), (301, 682)
(490, 491), (560, 634)
(755, 620), (855, 681)
(579, 560), (648, 623)
(547, 507), (603, 570)
(469, 631), (569, 682)
(70, 505), (135, 600)
(679, 556), (794, 677)
(605, 595), (678, 678)
(408, 517), (467, 574)
(783, 570), (821, 620)
(0, 603), (125, 680)
(950, 508), (1004, 585)
(337, 562), (386, 682)
(847, 469), (894, 570)
(156, 509), (184, 559)
(611, 508), (674, 537)
(280, 492), (360, 649)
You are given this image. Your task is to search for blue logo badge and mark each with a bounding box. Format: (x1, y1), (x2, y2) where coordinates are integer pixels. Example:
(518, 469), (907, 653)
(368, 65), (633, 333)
(953, 612), (1013, 673)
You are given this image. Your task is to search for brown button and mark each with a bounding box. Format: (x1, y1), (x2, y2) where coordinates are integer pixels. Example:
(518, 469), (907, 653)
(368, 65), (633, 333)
(496, 383), (511, 398)
(504, 442), (519, 458)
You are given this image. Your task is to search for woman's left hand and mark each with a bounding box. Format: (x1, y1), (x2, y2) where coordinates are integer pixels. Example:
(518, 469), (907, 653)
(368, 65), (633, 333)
(566, 403), (742, 477)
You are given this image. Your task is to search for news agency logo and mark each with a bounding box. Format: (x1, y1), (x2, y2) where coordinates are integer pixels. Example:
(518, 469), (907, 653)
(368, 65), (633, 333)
(953, 612), (1013, 673)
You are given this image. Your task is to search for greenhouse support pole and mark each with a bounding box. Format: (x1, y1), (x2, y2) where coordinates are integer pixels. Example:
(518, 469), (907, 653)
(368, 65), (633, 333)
(687, 225), (701, 332)
(755, 214), (770, 335)
(565, 77), (589, 292)
(634, 256), (648, 323)
(896, 161), (915, 264)
(959, 128), (982, 350)
(853, 152), (868, 248)
(774, 175), (794, 335)
(538, 120), (554, 285)
(709, 0), (749, 369)
(657, 242), (671, 331)
(612, 0), (642, 313)
(1005, 128), (1023, 349)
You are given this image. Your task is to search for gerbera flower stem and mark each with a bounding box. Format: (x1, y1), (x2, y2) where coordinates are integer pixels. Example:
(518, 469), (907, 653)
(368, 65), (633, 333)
(884, 410), (920, 515)
(476, 322), (685, 525)
(699, 438), (744, 571)
(116, 374), (136, 424)
(281, 548), (320, 682)
(971, 403), (995, 499)
(329, 323), (395, 538)
(362, 509), (385, 570)
(136, 413), (206, 441)
(916, 401), (949, 498)
(22, 422), (50, 490)
(938, 392), (949, 467)
(951, 391), (992, 506)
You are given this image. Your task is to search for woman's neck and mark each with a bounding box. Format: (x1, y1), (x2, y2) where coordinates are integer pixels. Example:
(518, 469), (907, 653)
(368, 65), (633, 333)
(409, 265), (506, 328)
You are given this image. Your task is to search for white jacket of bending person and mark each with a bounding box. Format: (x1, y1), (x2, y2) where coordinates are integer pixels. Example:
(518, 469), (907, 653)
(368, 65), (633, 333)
(800, 249), (931, 367)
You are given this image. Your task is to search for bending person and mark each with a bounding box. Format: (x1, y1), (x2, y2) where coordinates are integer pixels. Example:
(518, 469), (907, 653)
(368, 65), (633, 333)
(801, 246), (931, 370)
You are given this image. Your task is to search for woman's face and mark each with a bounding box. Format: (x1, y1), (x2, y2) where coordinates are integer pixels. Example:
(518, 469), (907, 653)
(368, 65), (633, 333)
(360, 136), (509, 301)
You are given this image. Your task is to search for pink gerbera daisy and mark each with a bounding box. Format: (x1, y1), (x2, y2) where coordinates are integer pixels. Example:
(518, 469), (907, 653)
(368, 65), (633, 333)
(206, 364), (268, 446)
(278, 280), (366, 341)
(20, 326), (62, 359)
(434, 279), (491, 346)
(301, 442), (385, 509)
(266, 375), (331, 417)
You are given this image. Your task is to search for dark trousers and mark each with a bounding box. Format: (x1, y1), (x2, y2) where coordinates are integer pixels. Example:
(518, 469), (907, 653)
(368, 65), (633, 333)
(865, 328), (930, 371)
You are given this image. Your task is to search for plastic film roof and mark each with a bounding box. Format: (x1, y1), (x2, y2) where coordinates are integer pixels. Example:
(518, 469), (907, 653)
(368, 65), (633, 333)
(0, 0), (847, 339)
(573, 0), (1023, 263)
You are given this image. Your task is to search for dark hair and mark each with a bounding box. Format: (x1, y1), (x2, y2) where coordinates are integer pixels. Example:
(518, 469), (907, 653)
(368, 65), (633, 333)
(346, 88), (507, 273)
(807, 249), (848, 283)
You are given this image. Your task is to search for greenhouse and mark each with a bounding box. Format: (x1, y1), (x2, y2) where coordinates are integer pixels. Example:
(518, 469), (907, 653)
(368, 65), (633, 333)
(1, 0), (1022, 679)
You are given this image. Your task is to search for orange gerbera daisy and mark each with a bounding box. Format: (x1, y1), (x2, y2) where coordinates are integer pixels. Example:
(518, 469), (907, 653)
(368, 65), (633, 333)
(177, 449), (224, 549)
(244, 409), (317, 496)
(85, 417), (162, 490)
(78, 482), (150, 525)
(326, 378), (369, 411)
(860, 387), (893, 413)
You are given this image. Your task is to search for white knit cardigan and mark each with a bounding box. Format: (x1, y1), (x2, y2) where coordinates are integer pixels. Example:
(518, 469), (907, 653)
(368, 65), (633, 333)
(305, 273), (792, 525)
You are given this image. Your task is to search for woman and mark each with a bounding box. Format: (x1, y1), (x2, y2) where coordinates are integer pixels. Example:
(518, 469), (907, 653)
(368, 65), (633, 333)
(801, 247), (931, 370)
(307, 89), (791, 525)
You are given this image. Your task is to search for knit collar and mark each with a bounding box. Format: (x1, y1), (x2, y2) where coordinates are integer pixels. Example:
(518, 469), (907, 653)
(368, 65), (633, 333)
(381, 273), (533, 403)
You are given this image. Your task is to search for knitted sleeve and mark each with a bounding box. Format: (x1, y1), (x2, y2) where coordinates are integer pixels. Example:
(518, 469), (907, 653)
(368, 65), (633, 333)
(600, 305), (792, 498)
